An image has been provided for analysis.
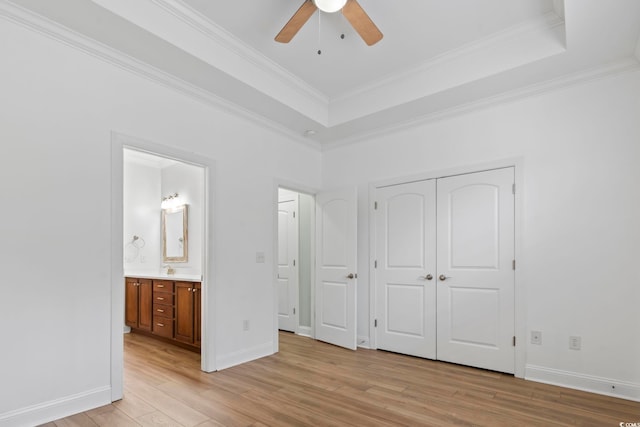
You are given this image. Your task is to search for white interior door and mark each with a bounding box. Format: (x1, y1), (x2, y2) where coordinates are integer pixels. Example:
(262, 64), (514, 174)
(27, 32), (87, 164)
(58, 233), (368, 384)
(277, 194), (299, 332)
(436, 168), (515, 373)
(375, 180), (437, 358)
(315, 188), (357, 350)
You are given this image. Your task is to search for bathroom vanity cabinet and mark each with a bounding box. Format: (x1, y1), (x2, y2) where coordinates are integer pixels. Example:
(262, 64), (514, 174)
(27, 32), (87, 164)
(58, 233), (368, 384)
(125, 276), (201, 352)
(125, 277), (152, 331)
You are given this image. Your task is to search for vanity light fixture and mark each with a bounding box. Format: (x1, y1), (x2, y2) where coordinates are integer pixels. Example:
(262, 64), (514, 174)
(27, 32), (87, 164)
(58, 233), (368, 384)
(161, 193), (180, 209)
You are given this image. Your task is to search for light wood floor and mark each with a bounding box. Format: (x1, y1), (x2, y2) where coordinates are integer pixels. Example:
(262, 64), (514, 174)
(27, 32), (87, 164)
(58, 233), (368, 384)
(43, 332), (639, 426)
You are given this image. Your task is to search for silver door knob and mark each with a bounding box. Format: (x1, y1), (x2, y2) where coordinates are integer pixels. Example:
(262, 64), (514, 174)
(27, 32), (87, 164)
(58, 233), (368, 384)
(424, 274), (433, 281)
(439, 274), (448, 281)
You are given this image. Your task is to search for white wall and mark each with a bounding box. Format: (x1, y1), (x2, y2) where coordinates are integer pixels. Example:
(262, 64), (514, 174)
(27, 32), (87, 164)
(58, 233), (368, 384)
(0, 17), (321, 426)
(322, 69), (640, 400)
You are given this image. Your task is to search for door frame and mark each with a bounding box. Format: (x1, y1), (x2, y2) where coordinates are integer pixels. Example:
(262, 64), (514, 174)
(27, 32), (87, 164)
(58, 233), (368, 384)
(272, 180), (318, 353)
(368, 157), (525, 378)
(111, 132), (217, 401)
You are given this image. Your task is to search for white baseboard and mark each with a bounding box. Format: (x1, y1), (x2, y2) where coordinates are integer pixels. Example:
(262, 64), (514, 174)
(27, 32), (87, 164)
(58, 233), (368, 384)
(0, 386), (111, 427)
(357, 335), (371, 349)
(525, 364), (640, 402)
(297, 326), (312, 338)
(216, 341), (273, 371)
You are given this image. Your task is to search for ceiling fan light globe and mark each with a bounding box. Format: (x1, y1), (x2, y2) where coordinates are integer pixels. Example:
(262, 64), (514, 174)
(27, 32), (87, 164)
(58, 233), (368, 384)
(313, 0), (347, 13)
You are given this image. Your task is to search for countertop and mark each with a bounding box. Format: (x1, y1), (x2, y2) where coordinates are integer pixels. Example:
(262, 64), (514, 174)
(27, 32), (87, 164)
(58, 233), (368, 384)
(125, 272), (202, 282)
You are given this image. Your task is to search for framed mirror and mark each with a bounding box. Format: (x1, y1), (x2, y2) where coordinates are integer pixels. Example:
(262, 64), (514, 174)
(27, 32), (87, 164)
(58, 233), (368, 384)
(162, 204), (188, 262)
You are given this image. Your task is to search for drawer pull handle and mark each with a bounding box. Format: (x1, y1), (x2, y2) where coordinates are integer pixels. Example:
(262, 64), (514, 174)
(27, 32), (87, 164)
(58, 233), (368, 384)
(157, 309), (164, 313)
(157, 297), (164, 301)
(188, 288), (191, 291)
(157, 285), (164, 288)
(157, 323), (164, 327)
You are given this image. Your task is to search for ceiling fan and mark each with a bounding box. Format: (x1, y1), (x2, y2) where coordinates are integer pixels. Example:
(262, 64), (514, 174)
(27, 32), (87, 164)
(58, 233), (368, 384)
(275, 0), (383, 46)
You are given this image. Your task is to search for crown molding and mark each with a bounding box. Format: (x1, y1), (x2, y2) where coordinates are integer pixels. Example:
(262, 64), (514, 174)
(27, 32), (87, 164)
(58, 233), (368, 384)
(322, 57), (640, 152)
(0, 0), (322, 152)
(152, 0), (328, 105)
(331, 11), (565, 106)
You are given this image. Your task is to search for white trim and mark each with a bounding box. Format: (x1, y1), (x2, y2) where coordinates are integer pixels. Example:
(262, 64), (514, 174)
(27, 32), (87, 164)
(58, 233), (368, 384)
(111, 132), (218, 398)
(110, 136), (125, 402)
(152, 0), (328, 104)
(0, 386), (111, 427)
(368, 158), (526, 378)
(635, 34), (640, 62)
(297, 326), (313, 338)
(332, 11), (565, 104)
(216, 342), (273, 371)
(526, 365), (640, 402)
(0, 0), (321, 152)
(322, 58), (640, 152)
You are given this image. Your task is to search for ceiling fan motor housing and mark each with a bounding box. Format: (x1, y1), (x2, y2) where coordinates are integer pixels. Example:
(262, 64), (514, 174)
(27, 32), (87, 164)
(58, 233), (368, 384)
(313, 0), (347, 13)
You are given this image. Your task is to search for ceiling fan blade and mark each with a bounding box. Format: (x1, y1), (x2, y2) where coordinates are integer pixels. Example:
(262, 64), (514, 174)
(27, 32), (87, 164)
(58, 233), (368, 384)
(275, 1), (317, 43)
(342, 0), (383, 46)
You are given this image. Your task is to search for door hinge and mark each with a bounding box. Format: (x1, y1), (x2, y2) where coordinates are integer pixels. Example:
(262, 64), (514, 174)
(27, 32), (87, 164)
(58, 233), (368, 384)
(293, 259), (296, 267)
(293, 211), (296, 218)
(512, 183), (516, 194)
(374, 201), (378, 210)
(374, 260), (377, 269)
(374, 319), (378, 327)
(293, 308), (296, 315)
(513, 336), (516, 346)
(512, 259), (516, 270)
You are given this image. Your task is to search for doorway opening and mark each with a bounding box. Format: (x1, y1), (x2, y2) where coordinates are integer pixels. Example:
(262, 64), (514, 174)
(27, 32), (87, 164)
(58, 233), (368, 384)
(277, 187), (314, 338)
(275, 185), (359, 352)
(111, 133), (216, 402)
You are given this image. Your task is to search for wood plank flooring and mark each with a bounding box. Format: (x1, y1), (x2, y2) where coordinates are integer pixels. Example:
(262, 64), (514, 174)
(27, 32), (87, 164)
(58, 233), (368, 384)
(44, 331), (639, 426)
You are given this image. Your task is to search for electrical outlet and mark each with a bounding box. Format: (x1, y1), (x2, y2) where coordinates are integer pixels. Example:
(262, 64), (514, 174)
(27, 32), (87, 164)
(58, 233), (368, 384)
(569, 336), (581, 350)
(531, 330), (542, 345)
(243, 320), (250, 331)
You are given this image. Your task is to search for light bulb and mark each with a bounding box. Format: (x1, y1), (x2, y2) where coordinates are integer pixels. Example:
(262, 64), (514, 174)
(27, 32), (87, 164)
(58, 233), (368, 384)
(313, 0), (347, 13)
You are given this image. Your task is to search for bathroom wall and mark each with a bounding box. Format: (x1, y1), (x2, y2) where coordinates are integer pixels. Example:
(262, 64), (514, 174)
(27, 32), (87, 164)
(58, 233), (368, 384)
(123, 159), (161, 271)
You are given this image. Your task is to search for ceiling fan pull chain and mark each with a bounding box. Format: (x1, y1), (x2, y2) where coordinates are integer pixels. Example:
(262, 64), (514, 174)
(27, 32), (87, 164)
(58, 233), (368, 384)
(317, 10), (322, 55)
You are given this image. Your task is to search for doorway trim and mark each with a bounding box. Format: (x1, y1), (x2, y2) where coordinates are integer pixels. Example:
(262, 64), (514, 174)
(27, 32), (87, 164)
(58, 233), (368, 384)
(111, 132), (217, 401)
(368, 157), (525, 378)
(272, 179), (318, 353)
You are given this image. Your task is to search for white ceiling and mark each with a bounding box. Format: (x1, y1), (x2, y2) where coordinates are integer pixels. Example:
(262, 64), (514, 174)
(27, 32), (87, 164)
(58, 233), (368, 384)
(6, 0), (640, 148)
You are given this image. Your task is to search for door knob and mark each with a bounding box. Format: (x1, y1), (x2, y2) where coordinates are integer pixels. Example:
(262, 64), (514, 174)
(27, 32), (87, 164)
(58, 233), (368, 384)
(439, 274), (448, 281)
(347, 273), (356, 279)
(424, 274), (433, 281)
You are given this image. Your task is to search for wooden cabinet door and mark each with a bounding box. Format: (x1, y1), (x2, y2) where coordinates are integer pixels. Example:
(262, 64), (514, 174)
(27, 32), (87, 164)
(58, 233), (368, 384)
(125, 278), (140, 328)
(194, 283), (201, 347)
(138, 279), (153, 331)
(175, 282), (195, 343)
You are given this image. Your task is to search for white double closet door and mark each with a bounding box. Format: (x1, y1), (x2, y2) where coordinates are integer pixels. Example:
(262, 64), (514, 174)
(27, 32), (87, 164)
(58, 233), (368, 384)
(375, 167), (515, 373)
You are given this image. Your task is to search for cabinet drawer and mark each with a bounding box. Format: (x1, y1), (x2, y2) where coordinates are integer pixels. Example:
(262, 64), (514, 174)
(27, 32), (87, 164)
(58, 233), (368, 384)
(152, 317), (174, 338)
(153, 304), (173, 319)
(153, 281), (173, 293)
(153, 294), (173, 304)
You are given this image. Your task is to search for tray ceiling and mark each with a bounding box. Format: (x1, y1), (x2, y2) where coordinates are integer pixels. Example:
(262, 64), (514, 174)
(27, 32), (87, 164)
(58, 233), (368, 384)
(4, 0), (640, 148)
